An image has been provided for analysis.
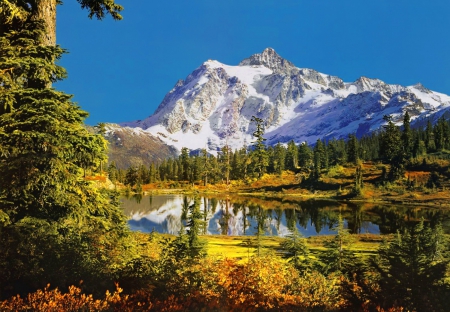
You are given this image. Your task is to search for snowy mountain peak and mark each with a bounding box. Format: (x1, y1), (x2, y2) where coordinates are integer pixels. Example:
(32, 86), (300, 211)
(412, 82), (431, 94)
(118, 49), (450, 154)
(239, 48), (295, 73)
(351, 76), (396, 93)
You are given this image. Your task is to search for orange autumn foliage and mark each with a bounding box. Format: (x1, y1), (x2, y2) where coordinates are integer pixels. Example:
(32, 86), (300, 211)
(1, 256), (349, 311)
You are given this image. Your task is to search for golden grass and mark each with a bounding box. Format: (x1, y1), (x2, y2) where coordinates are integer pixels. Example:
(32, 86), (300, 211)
(202, 234), (382, 262)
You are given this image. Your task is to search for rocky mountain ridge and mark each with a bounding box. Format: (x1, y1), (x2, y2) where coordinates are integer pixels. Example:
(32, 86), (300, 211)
(109, 48), (450, 159)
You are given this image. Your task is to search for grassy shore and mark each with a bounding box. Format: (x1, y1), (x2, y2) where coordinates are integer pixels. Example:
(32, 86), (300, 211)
(138, 231), (386, 263)
(204, 233), (383, 261)
(127, 160), (450, 207)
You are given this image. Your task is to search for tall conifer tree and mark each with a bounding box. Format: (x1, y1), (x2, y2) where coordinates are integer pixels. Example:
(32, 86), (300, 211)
(0, 0), (133, 297)
(250, 116), (268, 178)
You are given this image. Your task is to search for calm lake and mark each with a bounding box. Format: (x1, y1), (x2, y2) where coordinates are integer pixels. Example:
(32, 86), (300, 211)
(122, 194), (450, 237)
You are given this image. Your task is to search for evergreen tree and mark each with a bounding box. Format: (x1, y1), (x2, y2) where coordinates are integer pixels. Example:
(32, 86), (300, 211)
(298, 142), (313, 168)
(280, 227), (310, 272)
(347, 134), (359, 165)
(313, 139), (326, 179)
(149, 163), (157, 183)
(434, 116), (449, 151)
(219, 145), (231, 184)
(179, 147), (190, 181)
(402, 111), (412, 158)
(425, 119), (436, 152)
(0, 0), (123, 48)
(374, 221), (449, 311)
(186, 197), (206, 258)
(200, 148), (212, 186)
(319, 215), (357, 275)
(272, 142), (286, 175)
(138, 164), (150, 184)
(352, 165), (364, 196)
(380, 115), (404, 181)
(107, 161), (119, 185)
(230, 149), (242, 180)
(0, 13), (132, 297)
(412, 136), (427, 158)
(250, 116), (269, 178)
(125, 166), (139, 187)
(285, 140), (299, 170)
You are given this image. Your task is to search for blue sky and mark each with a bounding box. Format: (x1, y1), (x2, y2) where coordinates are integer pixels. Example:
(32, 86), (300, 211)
(56, 0), (450, 125)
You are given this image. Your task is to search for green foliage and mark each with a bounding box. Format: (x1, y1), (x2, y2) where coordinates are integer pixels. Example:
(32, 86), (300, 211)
(347, 134), (359, 165)
(0, 15), (134, 298)
(186, 197), (206, 257)
(402, 111), (412, 158)
(285, 139), (299, 170)
(351, 165), (364, 196)
(313, 139), (328, 179)
(199, 148), (212, 186)
(380, 115), (406, 181)
(298, 141), (313, 168)
(250, 116), (269, 179)
(326, 164), (345, 178)
(373, 221), (450, 311)
(279, 227), (311, 272)
(271, 142), (286, 175)
(318, 215), (358, 275)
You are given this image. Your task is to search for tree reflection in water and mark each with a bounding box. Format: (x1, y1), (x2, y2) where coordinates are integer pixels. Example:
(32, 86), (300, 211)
(123, 195), (450, 236)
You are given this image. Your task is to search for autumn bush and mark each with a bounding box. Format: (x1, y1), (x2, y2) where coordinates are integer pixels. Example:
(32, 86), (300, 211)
(1, 256), (347, 311)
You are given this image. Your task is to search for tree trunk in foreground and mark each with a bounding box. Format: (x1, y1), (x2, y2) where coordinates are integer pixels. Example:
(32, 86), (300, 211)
(32, 0), (57, 46)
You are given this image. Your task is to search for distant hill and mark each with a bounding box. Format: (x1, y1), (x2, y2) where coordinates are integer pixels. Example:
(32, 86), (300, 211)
(100, 125), (178, 168)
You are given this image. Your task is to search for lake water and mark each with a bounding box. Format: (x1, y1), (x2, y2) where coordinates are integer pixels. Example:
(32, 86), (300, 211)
(122, 194), (450, 237)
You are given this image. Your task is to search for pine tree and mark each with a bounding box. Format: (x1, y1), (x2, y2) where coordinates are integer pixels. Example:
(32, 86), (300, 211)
(352, 165), (364, 196)
(107, 161), (119, 185)
(186, 197), (206, 258)
(298, 142), (313, 168)
(380, 115), (404, 181)
(0, 1), (133, 297)
(219, 145), (231, 184)
(425, 119), (436, 152)
(273, 142), (286, 175)
(125, 166), (139, 187)
(280, 227), (310, 272)
(434, 116), (449, 151)
(319, 215), (357, 275)
(286, 140), (299, 170)
(313, 139), (326, 179)
(230, 150), (242, 180)
(402, 111), (412, 158)
(347, 134), (359, 165)
(179, 147), (190, 181)
(250, 116), (269, 179)
(200, 148), (211, 186)
(375, 221), (449, 311)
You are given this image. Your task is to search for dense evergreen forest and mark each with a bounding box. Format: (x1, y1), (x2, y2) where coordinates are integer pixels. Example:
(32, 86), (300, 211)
(110, 112), (450, 192)
(2, 0), (450, 311)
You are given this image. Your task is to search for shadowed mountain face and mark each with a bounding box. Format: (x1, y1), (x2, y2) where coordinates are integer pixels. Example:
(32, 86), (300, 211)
(108, 48), (450, 158)
(102, 126), (178, 168)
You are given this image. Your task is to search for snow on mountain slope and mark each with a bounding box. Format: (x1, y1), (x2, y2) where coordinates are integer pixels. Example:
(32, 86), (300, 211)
(118, 48), (450, 154)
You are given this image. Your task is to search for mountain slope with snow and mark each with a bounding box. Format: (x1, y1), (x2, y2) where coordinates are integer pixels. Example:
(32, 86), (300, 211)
(117, 48), (450, 154)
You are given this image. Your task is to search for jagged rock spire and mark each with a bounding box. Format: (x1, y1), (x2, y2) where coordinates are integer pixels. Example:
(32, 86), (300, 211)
(239, 48), (295, 73)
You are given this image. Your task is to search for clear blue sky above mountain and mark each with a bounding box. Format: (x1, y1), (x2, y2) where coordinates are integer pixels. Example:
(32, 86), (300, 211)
(55, 0), (450, 125)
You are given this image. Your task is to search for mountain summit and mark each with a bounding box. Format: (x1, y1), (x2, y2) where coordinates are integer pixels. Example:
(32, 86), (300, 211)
(239, 47), (295, 73)
(118, 48), (450, 154)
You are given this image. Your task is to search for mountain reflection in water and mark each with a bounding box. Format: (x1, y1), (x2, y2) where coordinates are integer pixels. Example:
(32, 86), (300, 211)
(121, 194), (450, 236)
